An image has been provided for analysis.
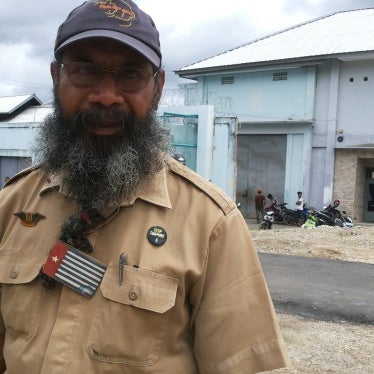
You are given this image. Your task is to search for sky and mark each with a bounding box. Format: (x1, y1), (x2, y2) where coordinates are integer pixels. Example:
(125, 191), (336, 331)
(0, 0), (373, 103)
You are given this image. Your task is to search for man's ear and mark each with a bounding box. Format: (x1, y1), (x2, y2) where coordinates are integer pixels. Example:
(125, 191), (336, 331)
(154, 69), (165, 103)
(50, 61), (59, 86)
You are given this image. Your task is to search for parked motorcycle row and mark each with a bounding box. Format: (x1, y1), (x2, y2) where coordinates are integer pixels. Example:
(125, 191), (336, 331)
(259, 197), (354, 230)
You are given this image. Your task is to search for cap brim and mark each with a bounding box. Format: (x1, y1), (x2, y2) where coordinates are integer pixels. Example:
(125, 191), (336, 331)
(54, 29), (161, 68)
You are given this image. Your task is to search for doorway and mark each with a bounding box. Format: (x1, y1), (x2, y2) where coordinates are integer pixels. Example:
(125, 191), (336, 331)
(364, 167), (374, 222)
(236, 134), (287, 218)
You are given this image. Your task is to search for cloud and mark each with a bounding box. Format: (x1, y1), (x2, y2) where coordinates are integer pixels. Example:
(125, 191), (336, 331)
(0, 0), (82, 100)
(0, 0), (373, 101)
(0, 43), (49, 97)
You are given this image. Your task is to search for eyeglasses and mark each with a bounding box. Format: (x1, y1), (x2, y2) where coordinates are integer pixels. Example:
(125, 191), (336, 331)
(60, 62), (159, 92)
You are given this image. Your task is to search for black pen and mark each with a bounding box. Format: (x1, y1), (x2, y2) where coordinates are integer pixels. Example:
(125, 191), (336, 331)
(119, 252), (127, 286)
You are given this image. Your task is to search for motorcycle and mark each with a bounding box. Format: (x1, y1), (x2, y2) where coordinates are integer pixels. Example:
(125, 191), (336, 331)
(265, 199), (303, 226)
(340, 210), (354, 227)
(278, 203), (304, 226)
(259, 211), (275, 230)
(313, 209), (337, 226)
(314, 199), (354, 227)
(265, 194), (285, 223)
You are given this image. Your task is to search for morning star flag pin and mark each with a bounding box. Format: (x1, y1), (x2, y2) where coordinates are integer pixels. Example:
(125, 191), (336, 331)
(42, 241), (107, 298)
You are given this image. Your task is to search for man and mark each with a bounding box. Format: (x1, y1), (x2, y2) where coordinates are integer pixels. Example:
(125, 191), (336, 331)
(254, 188), (266, 223)
(296, 191), (304, 221)
(0, 1), (288, 372)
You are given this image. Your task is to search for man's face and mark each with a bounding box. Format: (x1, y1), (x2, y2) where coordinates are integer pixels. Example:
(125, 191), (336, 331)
(51, 38), (165, 134)
(38, 38), (170, 210)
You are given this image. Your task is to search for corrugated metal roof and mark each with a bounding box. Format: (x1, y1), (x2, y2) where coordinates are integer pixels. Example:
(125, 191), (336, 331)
(0, 94), (42, 115)
(6, 105), (53, 124)
(178, 8), (374, 73)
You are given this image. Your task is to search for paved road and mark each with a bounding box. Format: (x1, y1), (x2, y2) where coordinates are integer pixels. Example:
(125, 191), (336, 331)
(259, 253), (374, 324)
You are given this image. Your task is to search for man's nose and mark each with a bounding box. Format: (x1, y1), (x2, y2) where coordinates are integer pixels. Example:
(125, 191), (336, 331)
(87, 72), (125, 107)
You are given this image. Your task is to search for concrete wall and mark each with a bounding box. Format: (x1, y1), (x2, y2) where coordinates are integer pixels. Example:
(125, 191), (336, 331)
(311, 59), (374, 213)
(338, 60), (374, 136)
(194, 67), (316, 122)
(211, 117), (237, 198)
(0, 123), (39, 158)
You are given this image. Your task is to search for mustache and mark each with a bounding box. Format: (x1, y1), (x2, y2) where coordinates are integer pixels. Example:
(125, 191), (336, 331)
(74, 107), (135, 132)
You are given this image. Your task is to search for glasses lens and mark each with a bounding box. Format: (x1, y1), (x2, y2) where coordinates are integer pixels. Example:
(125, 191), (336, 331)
(66, 62), (101, 86)
(115, 67), (152, 92)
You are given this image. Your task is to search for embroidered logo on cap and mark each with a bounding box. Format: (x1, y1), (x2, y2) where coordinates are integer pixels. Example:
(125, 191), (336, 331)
(94, 0), (135, 27)
(14, 211), (46, 227)
(147, 226), (167, 246)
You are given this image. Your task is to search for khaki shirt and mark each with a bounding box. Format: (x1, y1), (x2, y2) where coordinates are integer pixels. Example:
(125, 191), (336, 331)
(0, 158), (288, 373)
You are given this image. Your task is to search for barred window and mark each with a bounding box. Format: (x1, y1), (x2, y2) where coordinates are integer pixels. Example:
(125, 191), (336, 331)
(273, 72), (288, 81)
(221, 76), (234, 85)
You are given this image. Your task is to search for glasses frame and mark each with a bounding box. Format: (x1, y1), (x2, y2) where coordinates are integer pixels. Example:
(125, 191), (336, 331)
(59, 61), (159, 93)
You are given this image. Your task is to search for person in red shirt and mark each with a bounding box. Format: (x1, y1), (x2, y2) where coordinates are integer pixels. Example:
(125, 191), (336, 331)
(255, 189), (266, 223)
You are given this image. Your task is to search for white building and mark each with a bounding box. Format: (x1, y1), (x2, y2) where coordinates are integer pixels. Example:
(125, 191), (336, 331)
(175, 8), (374, 222)
(0, 95), (50, 184)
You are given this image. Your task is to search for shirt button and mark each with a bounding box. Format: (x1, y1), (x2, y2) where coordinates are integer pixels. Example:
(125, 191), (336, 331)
(10, 271), (19, 279)
(128, 286), (138, 301)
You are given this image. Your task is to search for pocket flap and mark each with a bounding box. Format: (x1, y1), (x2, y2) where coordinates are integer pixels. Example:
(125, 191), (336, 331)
(100, 264), (179, 313)
(0, 250), (44, 284)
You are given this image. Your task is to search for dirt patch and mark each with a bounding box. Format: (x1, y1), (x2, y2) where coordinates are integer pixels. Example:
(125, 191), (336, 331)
(248, 222), (374, 373)
(250, 223), (374, 264)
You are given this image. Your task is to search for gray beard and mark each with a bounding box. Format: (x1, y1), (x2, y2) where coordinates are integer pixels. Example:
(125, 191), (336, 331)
(35, 97), (171, 210)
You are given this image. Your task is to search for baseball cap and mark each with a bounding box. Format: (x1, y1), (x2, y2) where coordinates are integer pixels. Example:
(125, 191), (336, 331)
(54, 0), (162, 68)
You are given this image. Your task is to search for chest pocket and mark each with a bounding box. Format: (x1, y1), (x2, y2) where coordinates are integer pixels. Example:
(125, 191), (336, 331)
(86, 264), (179, 366)
(0, 250), (45, 339)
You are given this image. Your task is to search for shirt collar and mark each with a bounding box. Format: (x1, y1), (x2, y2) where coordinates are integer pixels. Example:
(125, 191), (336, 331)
(120, 168), (172, 209)
(39, 167), (172, 209)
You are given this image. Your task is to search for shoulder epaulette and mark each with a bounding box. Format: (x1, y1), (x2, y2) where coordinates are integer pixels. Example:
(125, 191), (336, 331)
(4, 165), (41, 188)
(167, 158), (236, 215)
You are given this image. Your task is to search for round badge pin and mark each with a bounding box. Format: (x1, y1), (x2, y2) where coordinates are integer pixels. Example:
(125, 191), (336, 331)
(147, 226), (167, 246)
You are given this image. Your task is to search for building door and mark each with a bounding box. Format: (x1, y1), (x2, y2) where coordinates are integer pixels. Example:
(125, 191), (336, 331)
(364, 174), (374, 222)
(236, 134), (287, 218)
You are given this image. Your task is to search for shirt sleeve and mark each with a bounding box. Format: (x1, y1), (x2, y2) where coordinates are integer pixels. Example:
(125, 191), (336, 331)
(191, 209), (289, 373)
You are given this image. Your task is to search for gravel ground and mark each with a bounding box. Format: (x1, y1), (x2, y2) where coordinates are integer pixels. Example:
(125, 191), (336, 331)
(263, 313), (374, 374)
(250, 222), (374, 264)
(247, 222), (374, 373)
